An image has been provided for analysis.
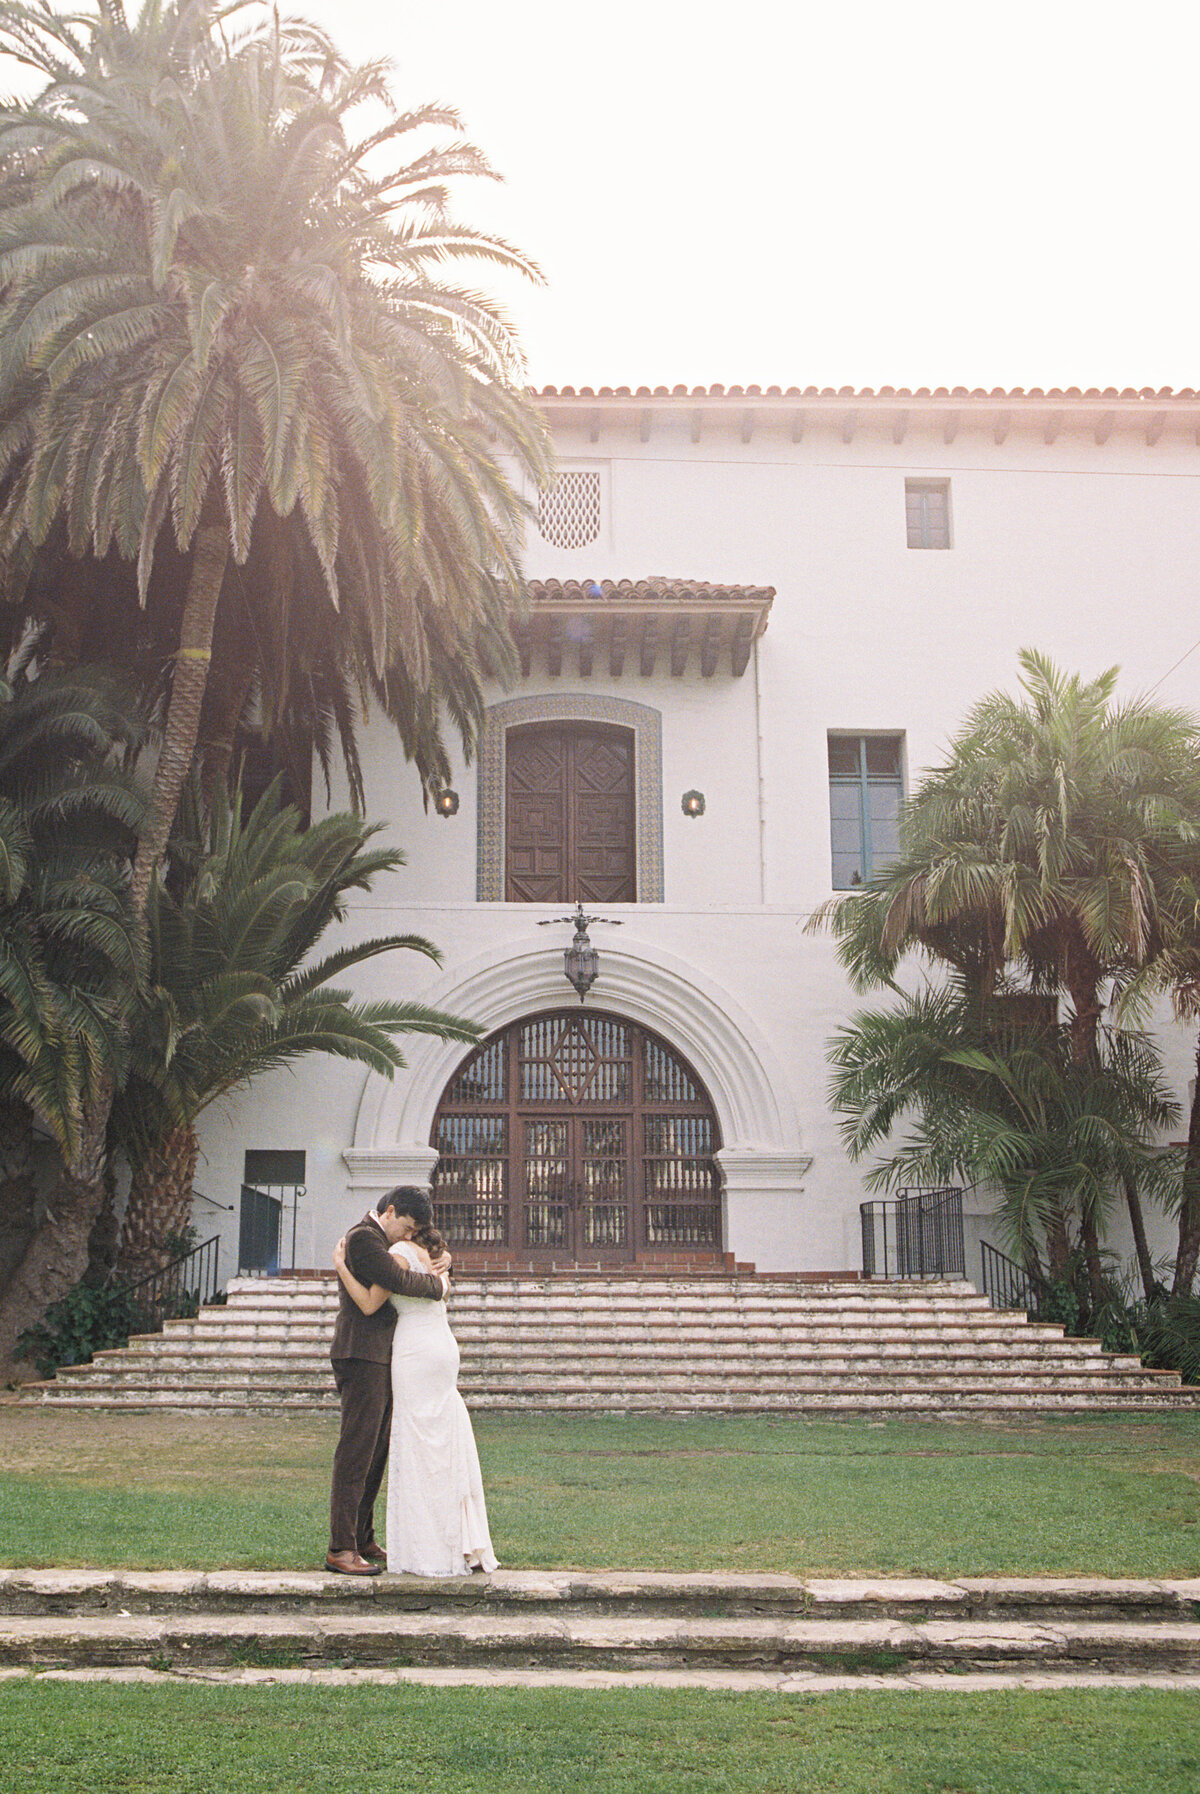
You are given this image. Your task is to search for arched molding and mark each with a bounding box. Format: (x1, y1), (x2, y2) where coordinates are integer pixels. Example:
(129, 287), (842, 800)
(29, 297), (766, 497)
(345, 940), (801, 1194)
(476, 692), (663, 901)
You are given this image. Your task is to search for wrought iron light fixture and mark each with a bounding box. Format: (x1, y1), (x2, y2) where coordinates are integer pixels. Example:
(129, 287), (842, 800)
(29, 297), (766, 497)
(539, 901), (622, 1002)
(681, 789), (706, 818)
(434, 788), (459, 817)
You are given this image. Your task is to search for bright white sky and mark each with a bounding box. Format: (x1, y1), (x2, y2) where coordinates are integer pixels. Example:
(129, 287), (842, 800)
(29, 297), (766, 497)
(305, 0), (1200, 393)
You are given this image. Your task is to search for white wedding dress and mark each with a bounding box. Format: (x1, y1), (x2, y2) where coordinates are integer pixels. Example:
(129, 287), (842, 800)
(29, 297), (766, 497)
(384, 1241), (498, 1577)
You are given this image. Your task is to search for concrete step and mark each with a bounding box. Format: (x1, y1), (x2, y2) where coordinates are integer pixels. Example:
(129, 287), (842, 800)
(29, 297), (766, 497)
(50, 1360), (1177, 1392)
(29, 1385), (1197, 1413)
(6, 1570), (1198, 1623)
(22, 1272), (1198, 1414)
(2, 1571), (1199, 1674)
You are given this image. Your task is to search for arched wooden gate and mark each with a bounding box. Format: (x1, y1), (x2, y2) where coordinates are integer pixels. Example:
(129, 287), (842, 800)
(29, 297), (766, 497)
(431, 1010), (722, 1264)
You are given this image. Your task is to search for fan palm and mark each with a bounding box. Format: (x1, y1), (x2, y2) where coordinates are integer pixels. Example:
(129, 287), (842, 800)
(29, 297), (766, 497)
(811, 650), (1200, 1293)
(828, 980), (1181, 1286)
(0, 0), (550, 915)
(113, 780), (480, 1280)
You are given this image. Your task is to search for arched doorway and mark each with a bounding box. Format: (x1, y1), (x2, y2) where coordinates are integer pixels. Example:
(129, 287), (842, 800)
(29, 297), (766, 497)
(430, 1010), (723, 1265)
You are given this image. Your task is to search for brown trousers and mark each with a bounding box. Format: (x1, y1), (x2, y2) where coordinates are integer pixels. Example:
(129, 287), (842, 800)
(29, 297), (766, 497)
(328, 1358), (392, 1556)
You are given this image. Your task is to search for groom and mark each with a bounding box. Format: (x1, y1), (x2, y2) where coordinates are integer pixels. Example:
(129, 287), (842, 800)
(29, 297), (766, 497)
(325, 1187), (451, 1576)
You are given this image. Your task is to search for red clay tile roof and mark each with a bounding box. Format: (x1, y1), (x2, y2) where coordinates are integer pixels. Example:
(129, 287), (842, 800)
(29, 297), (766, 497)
(534, 385), (1198, 401)
(527, 577), (775, 604)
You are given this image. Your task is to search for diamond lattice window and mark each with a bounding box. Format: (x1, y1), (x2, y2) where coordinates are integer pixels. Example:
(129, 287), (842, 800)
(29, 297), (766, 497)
(538, 472), (602, 549)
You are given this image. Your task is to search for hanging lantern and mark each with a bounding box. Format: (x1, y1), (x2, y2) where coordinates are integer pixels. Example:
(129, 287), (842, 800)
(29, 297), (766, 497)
(539, 901), (622, 1002)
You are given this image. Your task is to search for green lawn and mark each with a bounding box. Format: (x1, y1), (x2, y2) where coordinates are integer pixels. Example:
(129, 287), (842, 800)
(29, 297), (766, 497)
(1, 1684), (1198, 1794)
(1, 1407), (1199, 1576)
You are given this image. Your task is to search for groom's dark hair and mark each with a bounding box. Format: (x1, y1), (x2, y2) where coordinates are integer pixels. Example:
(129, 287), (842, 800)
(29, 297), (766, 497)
(377, 1186), (432, 1226)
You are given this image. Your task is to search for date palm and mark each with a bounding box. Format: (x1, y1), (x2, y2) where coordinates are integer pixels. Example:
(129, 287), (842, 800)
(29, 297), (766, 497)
(0, 0), (549, 915)
(114, 780), (480, 1281)
(0, 665), (144, 1374)
(0, 0), (546, 1350)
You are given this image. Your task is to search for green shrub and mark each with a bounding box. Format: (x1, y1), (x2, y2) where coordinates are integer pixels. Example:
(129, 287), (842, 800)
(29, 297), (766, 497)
(15, 1281), (146, 1379)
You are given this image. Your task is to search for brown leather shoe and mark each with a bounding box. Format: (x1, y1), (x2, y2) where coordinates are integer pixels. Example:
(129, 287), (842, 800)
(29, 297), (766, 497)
(359, 1543), (387, 1564)
(325, 1550), (381, 1577)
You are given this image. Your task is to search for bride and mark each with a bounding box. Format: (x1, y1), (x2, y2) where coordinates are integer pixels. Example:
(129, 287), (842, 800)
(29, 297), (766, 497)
(332, 1190), (497, 1577)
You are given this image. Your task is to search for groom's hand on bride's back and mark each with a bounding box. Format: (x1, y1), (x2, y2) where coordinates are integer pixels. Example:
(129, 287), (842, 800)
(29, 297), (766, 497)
(429, 1249), (452, 1279)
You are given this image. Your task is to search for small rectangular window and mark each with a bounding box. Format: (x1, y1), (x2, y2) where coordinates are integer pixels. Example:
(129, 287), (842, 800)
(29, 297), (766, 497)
(905, 479), (951, 549)
(828, 734), (904, 888)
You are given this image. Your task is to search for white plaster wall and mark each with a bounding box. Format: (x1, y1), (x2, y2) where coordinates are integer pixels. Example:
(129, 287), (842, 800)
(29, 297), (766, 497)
(195, 404), (1200, 1281)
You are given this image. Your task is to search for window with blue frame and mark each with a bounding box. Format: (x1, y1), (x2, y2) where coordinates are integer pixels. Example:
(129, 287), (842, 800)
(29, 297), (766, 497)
(828, 734), (904, 888)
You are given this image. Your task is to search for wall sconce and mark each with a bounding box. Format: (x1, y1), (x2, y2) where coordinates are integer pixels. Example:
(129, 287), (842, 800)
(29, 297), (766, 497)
(434, 789), (459, 818)
(681, 790), (706, 818)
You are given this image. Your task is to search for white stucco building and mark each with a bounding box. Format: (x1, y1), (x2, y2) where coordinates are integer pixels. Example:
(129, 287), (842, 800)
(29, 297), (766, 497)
(195, 383), (1200, 1287)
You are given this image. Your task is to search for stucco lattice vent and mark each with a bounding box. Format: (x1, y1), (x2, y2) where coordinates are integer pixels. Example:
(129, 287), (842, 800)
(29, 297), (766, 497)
(538, 472), (601, 549)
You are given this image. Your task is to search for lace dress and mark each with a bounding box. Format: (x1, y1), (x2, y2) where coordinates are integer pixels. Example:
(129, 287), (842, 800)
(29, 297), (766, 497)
(384, 1242), (498, 1576)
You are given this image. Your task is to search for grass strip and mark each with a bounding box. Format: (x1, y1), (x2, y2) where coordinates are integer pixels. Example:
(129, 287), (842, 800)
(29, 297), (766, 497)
(1, 1683), (1199, 1794)
(1, 1411), (1198, 1577)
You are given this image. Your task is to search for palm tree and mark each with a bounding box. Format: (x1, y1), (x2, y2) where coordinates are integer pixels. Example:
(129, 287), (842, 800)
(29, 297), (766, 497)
(0, 0), (550, 914)
(0, 666), (144, 1375)
(828, 980), (1181, 1291)
(0, 0), (547, 1347)
(811, 650), (1200, 1296)
(113, 781), (480, 1281)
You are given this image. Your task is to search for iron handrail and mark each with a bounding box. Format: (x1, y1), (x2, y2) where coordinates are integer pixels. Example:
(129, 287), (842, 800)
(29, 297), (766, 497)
(980, 1241), (1038, 1313)
(120, 1234), (222, 1330)
(860, 1187), (965, 1280)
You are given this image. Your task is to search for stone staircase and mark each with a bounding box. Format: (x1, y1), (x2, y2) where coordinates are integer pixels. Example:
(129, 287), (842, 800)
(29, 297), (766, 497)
(3, 1569), (1200, 1683)
(21, 1274), (1199, 1414)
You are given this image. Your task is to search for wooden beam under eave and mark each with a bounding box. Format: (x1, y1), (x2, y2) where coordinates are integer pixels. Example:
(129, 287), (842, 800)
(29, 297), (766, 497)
(790, 412), (805, 443)
(1146, 412), (1166, 446)
(578, 633), (593, 678)
(517, 634), (532, 680)
(942, 412), (959, 446)
(1094, 412), (1115, 446)
(740, 410), (754, 445)
(670, 616), (692, 676)
(639, 617), (659, 678)
(993, 412), (1010, 445)
(841, 412), (857, 445)
(690, 410), (703, 444)
(546, 619), (563, 678)
(1043, 414), (1062, 446)
(700, 614), (722, 678)
(638, 409), (652, 444)
(730, 615), (755, 677)
(608, 617), (627, 678)
(892, 411), (909, 446)
(587, 411), (601, 444)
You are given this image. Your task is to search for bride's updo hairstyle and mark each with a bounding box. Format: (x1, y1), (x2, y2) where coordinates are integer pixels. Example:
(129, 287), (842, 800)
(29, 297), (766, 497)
(379, 1186), (448, 1262)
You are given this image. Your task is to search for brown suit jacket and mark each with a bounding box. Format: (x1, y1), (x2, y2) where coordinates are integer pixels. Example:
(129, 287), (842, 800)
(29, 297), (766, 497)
(330, 1214), (446, 1364)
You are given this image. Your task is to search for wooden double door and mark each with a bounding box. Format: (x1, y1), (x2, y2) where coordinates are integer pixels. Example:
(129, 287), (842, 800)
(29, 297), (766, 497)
(505, 722), (636, 902)
(432, 1011), (721, 1264)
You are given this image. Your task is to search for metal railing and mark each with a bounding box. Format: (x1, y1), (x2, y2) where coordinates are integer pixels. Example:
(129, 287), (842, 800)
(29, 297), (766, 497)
(122, 1235), (222, 1332)
(860, 1187), (965, 1279)
(980, 1241), (1038, 1313)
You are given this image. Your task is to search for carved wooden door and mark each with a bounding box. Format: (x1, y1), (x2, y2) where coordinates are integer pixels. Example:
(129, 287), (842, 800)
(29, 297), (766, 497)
(505, 723), (636, 902)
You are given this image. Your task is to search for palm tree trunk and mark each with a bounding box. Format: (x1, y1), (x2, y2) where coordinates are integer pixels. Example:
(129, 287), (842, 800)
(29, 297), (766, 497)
(1124, 1176), (1158, 1303)
(1078, 1201), (1106, 1316)
(0, 1098), (39, 1296)
(1, 520), (228, 1373)
(130, 516), (229, 917)
(118, 1125), (200, 1284)
(1174, 1031), (1200, 1296)
(0, 1091), (110, 1382)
